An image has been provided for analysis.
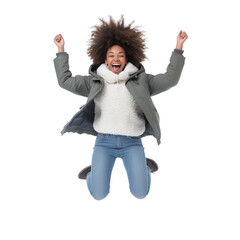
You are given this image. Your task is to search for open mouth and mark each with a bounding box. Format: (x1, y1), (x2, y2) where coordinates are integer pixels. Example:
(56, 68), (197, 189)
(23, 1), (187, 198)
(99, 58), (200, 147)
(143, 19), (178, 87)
(112, 64), (121, 72)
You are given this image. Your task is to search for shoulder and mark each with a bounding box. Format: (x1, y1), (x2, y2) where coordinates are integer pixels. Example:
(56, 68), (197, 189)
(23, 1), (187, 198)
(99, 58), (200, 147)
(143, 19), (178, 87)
(135, 64), (151, 81)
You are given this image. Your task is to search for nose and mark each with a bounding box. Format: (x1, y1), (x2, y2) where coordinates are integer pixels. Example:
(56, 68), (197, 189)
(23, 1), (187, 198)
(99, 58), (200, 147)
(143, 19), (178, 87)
(113, 56), (119, 61)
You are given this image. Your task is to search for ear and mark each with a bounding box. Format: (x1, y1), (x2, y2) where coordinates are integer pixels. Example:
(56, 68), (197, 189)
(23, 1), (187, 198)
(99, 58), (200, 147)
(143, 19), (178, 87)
(105, 59), (108, 65)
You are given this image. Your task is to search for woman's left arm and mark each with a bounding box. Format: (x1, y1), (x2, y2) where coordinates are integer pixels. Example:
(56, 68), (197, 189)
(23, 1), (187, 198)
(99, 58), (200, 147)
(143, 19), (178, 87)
(148, 31), (188, 96)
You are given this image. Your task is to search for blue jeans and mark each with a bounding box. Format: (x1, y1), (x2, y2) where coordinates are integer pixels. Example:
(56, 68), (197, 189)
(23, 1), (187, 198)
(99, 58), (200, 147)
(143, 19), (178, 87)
(86, 133), (151, 200)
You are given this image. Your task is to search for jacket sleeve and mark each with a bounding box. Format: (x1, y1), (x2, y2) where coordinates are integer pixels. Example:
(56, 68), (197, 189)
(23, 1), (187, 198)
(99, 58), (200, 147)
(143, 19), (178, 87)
(147, 49), (185, 96)
(53, 52), (90, 97)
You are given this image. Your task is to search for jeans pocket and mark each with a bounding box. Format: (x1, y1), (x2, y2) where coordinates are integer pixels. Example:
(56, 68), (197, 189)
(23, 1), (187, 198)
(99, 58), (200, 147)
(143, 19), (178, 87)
(127, 136), (141, 140)
(97, 133), (107, 139)
(95, 133), (108, 146)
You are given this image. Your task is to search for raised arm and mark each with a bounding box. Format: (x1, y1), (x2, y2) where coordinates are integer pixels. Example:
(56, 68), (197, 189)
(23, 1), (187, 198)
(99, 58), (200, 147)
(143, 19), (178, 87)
(53, 34), (90, 97)
(148, 31), (188, 96)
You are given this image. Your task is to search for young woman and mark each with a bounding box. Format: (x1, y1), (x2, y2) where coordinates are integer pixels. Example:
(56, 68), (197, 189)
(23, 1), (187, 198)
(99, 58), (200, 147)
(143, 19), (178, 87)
(53, 16), (188, 200)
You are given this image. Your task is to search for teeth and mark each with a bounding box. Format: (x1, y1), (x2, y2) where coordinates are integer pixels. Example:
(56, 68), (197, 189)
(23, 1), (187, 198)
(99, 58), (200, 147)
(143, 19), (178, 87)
(112, 64), (121, 66)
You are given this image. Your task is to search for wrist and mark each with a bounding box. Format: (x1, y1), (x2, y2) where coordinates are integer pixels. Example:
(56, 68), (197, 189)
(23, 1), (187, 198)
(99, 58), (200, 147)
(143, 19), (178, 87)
(58, 47), (65, 52)
(176, 43), (183, 50)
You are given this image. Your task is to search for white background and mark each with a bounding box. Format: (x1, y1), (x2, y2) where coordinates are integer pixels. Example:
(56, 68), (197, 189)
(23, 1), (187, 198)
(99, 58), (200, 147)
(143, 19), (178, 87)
(0, 0), (239, 239)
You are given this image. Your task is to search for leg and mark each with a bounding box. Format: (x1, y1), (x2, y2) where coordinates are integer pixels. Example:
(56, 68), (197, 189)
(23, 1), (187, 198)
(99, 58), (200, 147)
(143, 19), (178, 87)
(122, 145), (151, 199)
(87, 146), (116, 200)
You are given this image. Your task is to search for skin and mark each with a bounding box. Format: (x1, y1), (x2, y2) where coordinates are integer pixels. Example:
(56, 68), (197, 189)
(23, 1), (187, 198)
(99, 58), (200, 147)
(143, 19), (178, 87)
(54, 30), (188, 73)
(104, 45), (127, 75)
(176, 30), (188, 50)
(54, 33), (65, 52)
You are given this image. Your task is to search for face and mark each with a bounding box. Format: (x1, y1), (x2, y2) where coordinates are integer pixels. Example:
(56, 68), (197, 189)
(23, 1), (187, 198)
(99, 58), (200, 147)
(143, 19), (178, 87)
(105, 45), (127, 74)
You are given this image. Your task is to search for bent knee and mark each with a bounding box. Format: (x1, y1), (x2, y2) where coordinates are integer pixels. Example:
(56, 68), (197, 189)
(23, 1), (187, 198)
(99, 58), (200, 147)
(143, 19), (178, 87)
(130, 188), (149, 199)
(91, 190), (109, 201)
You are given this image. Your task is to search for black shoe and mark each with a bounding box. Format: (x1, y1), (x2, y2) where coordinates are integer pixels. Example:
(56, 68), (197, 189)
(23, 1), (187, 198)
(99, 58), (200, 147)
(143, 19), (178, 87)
(78, 166), (91, 179)
(146, 158), (158, 173)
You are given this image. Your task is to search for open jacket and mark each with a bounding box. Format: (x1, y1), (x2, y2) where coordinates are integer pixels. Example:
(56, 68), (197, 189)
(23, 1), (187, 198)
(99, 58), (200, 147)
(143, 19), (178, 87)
(53, 49), (185, 145)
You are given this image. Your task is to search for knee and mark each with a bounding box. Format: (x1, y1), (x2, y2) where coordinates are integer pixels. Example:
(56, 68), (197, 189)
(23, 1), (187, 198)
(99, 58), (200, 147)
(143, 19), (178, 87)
(129, 177), (151, 199)
(91, 190), (109, 201)
(87, 174), (110, 201)
(130, 188), (149, 199)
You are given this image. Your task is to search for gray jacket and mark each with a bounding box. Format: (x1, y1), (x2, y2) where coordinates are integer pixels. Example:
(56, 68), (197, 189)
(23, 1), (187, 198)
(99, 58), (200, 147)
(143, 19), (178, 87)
(53, 49), (185, 145)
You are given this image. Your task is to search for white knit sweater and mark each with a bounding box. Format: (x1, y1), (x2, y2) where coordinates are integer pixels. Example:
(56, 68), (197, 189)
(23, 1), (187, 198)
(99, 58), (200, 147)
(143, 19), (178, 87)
(93, 63), (146, 136)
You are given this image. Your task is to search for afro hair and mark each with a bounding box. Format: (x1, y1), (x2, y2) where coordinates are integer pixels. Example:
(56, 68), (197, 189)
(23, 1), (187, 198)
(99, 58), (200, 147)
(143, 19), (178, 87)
(87, 15), (147, 67)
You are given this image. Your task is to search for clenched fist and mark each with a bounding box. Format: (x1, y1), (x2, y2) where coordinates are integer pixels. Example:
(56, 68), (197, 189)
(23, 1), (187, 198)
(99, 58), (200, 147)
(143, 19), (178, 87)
(176, 30), (188, 50)
(54, 34), (65, 52)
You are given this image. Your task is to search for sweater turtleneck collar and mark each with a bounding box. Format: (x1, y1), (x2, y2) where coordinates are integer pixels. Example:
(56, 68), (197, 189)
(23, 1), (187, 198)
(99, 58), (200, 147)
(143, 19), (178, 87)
(97, 62), (138, 84)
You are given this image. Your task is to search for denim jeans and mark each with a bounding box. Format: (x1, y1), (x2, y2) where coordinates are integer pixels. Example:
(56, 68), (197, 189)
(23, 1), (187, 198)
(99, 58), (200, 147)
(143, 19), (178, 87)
(86, 133), (151, 200)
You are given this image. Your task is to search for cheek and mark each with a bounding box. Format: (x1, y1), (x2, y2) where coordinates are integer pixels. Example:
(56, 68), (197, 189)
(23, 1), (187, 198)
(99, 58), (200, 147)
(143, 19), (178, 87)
(122, 59), (127, 67)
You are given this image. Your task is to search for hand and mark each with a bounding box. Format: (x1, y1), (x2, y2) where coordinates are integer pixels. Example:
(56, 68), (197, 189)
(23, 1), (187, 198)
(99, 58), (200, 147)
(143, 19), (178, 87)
(54, 34), (65, 52)
(176, 30), (188, 50)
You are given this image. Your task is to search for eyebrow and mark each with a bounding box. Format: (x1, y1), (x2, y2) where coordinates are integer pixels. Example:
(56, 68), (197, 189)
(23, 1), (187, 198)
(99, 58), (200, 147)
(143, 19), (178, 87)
(108, 52), (125, 54)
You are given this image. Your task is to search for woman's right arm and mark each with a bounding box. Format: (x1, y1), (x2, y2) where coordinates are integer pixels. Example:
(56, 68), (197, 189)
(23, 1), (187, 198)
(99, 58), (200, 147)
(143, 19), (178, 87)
(53, 34), (90, 97)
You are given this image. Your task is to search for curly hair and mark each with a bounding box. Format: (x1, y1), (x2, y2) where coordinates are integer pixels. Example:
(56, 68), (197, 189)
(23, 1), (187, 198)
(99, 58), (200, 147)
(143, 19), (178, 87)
(87, 15), (147, 67)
